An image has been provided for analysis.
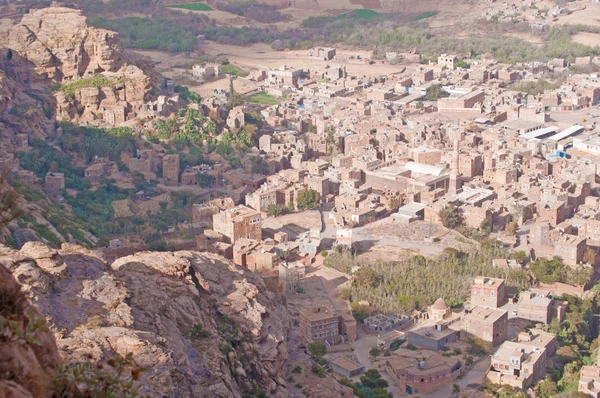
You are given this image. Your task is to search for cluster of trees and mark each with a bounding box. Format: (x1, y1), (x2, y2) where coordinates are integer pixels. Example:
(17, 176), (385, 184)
(512, 78), (561, 95)
(59, 124), (136, 163)
(198, 20), (598, 64)
(90, 17), (203, 52)
(296, 189), (320, 210)
(339, 369), (392, 398)
(329, 245), (528, 313)
(528, 256), (593, 286)
(532, 294), (600, 396)
(424, 83), (449, 101)
(212, 0), (286, 23)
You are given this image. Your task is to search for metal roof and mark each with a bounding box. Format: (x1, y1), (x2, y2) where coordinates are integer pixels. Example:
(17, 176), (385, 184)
(519, 126), (559, 140)
(547, 125), (584, 141)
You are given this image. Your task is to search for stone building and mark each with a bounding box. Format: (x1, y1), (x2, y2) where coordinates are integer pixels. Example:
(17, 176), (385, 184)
(163, 154), (180, 185)
(429, 298), (451, 321)
(212, 205), (261, 244)
(84, 163), (107, 182)
(44, 172), (65, 191)
(470, 277), (505, 308)
(192, 203), (219, 225)
(385, 352), (462, 395)
(487, 341), (547, 390)
(462, 306), (508, 345)
(300, 306), (340, 344)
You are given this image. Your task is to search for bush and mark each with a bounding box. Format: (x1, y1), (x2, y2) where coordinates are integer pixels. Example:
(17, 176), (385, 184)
(439, 204), (461, 228)
(292, 366), (302, 374)
(320, 250), (328, 257)
(311, 365), (326, 378)
(308, 341), (326, 358)
(297, 189), (320, 210)
(406, 344), (417, 351)
(190, 323), (210, 339)
(369, 347), (381, 357)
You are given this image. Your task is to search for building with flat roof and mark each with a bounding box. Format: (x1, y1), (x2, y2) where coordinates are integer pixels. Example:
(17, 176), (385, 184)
(212, 205), (261, 244)
(471, 277), (506, 308)
(487, 340), (547, 390)
(299, 306), (339, 344)
(462, 306), (508, 345)
(579, 364), (600, 397)
(163, 154), (180, 185)
(384, 351), (462, 395)
(44, 172), (65, 191)
(330, 356), (365, 379)
(407, 324), (459, 352)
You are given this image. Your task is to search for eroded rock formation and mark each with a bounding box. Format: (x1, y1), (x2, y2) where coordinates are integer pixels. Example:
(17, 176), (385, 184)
(0, 7), (158, 127)
(0, 243), (290, 397)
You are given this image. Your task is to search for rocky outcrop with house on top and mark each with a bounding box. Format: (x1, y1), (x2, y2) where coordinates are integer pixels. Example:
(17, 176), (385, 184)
(0, 7), (159, 126)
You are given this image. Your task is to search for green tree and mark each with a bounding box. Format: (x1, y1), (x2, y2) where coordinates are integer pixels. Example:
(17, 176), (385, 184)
(535, 378), (558, 398)
(456, 59), (469, 68)
(354, 268), (377, 287)
(360, 369), (388, 389)
(480, 219), (491, 235)
(195, 173), (215, 187)
(308, 342), (326, 358)
(439, 204), (461, 229)
(267, 204), (284, 217)
(297, 189), (320, 210)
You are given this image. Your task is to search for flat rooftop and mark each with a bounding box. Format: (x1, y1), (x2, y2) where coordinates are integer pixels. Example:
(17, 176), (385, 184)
(466, 306), (507, 322)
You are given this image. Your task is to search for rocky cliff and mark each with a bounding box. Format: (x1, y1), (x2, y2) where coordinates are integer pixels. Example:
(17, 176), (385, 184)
(0, 7), (158, 128)
(0, 242), (290, 397)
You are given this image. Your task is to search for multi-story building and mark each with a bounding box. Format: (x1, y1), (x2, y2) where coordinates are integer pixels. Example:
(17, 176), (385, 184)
(300, 307), (339, 343)
(245, 187), (278, 212)
(470, 277), (506, 308)
(579, 363), (600, 397)
(163, 154), (180, 185)
(84, 163), (107, 182)
(44, 172), (65, 191)
(192, 203), (219, 225)
(462, 306), (508, 345)
(212, 205), (262, 244)
(487, 340), (548, 390)
(385, 352), (462, 396)
(438, 90), (485, 113)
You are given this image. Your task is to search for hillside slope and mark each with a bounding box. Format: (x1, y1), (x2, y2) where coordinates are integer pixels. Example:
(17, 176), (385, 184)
(0, 242), (290, 397)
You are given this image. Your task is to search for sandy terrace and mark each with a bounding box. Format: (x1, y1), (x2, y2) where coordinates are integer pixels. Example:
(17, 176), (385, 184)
(199, 41), (407, 78)
(573, 32), (600, 47)
(555, 3), (600, 27)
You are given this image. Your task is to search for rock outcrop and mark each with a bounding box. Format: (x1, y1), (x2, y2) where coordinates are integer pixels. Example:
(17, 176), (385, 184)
(0, 243), (290, 397)
(0, 7), (158, 128)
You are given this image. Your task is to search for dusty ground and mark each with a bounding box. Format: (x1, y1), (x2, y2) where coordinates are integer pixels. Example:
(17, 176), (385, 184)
(262, 210), (322, 239)
(556, 3), (600, 27)
(353, 219), (477, 257)
(112, 199), (134, 218)
(573, 32), (600, 47)
(199, 41), (405, 78)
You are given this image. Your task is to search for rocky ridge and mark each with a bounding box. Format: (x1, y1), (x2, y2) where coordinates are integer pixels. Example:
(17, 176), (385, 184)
(0, 7), (158, 129)
(0, 242), (290, 397)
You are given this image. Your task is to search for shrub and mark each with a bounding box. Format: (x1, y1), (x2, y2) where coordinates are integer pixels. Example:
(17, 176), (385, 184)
(311, 365), (326, 378)
(308, 341), (326, 358)
(190, 323), (210, 339)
